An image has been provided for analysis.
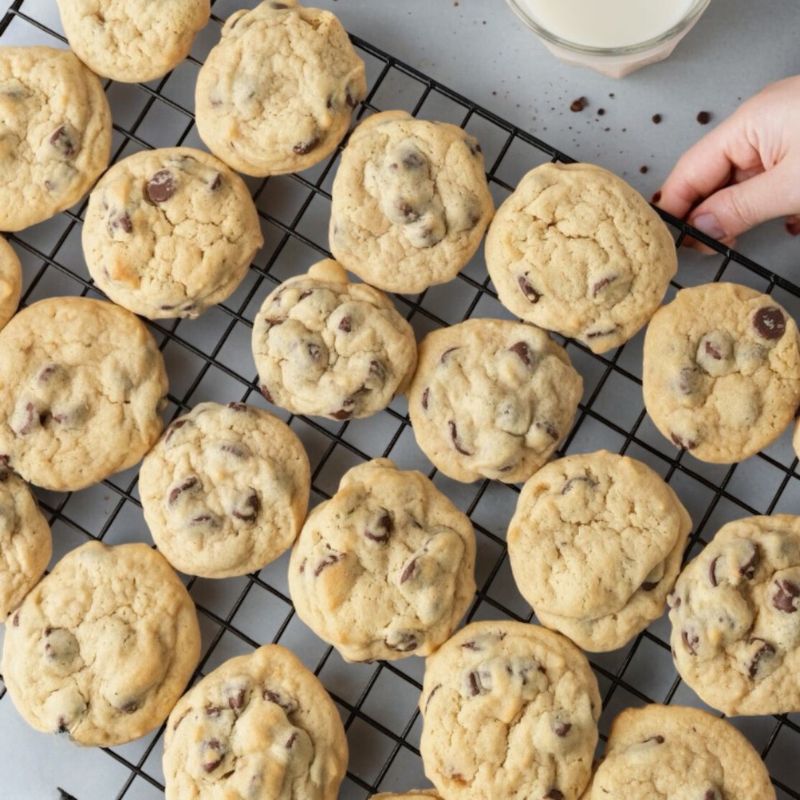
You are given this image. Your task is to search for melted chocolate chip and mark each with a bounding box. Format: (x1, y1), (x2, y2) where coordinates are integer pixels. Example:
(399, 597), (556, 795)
(518, 275), (541, 303)
(592, 275), (617, 297)
(314, 552), (342, 576)
(696, 111), (712, 125)
(709, 556), (720, 587)
(448, 420), (472, 455)
(261, 385), (274, 403)
(753, 307), (786, 340)
(205, 703), (222, 717)
(385, 631), (418, 652)
(331, 408), (352, 421)
(682, 628), (699, 655)
(202, 739), (224, 773)
(232, 492), (260, 522)
(298, 290), (313, 301)
(421, 387), (430, 410)
(307, 342), (322, 362)
(293, 136), (320, 155)
(440, 347), (460, 363)
(748, 638), (776, 678)
(190, 513), (218, 527)
(338, 316), (352, 333)
(400, 558), (417, 583)
(536, 420), (559, 440)
(168, 476), (198, 505)
(49, 126), (77, 158)
(641, 580), (659, 591)
(509, 341), (534, 366)
(704, 340), (723, 359)
(772, 579), (800, 613)
(586, 326), (619, 339)
(146, 170), (177, 204)
(467, 670), (490, 696)
(12, 612), (19, 627)
(644, 734), (665, 744)
(285, 731), (298, 748)
(263, 688), (298, 714)
(227, 688), (246, 710)
(740, 543), (759, 579)
(561, 475), (597, 495)
(365, 511), (394, 543)
(670, 432), (697, 450)
(402, 151), (426, 170)
(270, 2), (289, 8)
(208, 173), (223, 191)
(227, 402), (248, 412)
(425, 683), (442, 711)
(120, 700), (139, 714)
(545, 790), (564, 800)
(107, 211), (133, 235)
(553, 721), (571, 737)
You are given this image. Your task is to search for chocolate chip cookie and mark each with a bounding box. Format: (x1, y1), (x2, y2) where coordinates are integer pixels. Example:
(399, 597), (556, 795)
(0, 47), (112, 232)
(56, 0), (210, 83)
(84, 147), (264, 319)
(420, 620), (600, 800)
(372, 793), (440, 799)
(408, 319), (583, 484)
(330, 111), (494, 293)
(668, 514), (800, 715)
(0, 297), (168, 492)
(584, 705), (775, 800)
(288, 458), (476, 662)
(252, 259), (417, 420)
(643, 283), (800, 463)
(485, 162), (677, 353)
(508, 451), (692, 652)
(0, 465), (51, 620)
(195, 1), (366, 176)
(140, 402), (310, 579)
(2, 541), (201, 746)
(163, 644), (348, 800)
(0, 236), (21, 330)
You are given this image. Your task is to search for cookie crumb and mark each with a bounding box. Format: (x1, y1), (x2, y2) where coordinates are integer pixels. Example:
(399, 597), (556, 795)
(570, 96), (588, 112)
(640, 166), (649, 174)
(696, 111), (712, 125)
(652, 113), (662, 124)
(652, 190), (662, 204)
(597, 108), (606, 116)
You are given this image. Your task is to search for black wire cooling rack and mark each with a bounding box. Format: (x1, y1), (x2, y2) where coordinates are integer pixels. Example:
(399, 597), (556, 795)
(1, 1), (800, 798)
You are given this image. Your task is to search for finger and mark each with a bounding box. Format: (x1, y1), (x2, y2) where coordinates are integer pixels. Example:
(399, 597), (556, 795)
(689, 161), (800, 241)
(655, 114), (760, 219)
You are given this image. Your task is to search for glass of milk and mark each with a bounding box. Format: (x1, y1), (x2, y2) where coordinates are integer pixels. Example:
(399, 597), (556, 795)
(507, 0), (712, 77)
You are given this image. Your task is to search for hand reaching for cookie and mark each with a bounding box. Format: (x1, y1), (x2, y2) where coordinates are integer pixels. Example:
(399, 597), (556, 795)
(656, 75), (800, 249)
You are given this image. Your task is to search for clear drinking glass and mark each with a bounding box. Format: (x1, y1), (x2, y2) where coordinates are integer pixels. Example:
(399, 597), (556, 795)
(506, 0), (712, 78)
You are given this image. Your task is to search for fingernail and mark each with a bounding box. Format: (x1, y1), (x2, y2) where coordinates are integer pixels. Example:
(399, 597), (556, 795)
(691, 212), (725, 239)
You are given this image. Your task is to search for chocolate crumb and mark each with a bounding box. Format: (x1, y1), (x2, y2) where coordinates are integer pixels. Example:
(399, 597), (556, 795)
(697, 111), (712, 125)
(570, 96), (588, 112)
(652, 113), (663, 124)
(597, 108), (605, 116)
(652, 190), (662, 204)
(640, 165), (649, 174)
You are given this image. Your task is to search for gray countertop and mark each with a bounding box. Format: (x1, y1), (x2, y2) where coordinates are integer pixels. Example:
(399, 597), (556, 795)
(315, 0), (800, 279)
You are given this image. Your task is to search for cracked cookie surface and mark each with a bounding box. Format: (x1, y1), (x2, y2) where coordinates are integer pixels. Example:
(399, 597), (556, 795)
(668, 514), (800, 715)
(0, 297), (168, 492)
(163, 644), (347, 800)
(643, 282), (800, 464)
(408, 318), (582, 484)
(56, 0), (210, 83)
(508, 451), (692, 652)
(288, 458), (476, 662)
(0, 466), (51, 620)
(0, 46), (111, 232)
(485, 162), (676, 353)
(252, 259), (417, 420)
(419, 620), (600, 800)
(195, 0), (366, 176)
(0, 237), (21, 331)
(1, 541), (201, 746)
(330, 110), (494, 293)
(584, 704), (775, 800)
(140, 402), (310, 579)
(84, 147), (263, 320)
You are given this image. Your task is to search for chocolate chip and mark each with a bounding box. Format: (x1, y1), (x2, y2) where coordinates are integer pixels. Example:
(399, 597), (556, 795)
(536, 420), (559, 440)
(365, 510), (394, 543)
(461, 640), (482, 651)
(704, 340), (723, 359)
(401, 151), (426, 170)
(704, 789), (721, 800)
(202, 739), (224, 773)
(772, 579), (800, 613)
(263, 688), (298, 714)
(146, 170), (177, 204)
(227, 402), (248, 412)
(107, 211), (132, 235)
(314, 552), (341, 576)
(740, 543), (759, 579)
(227, 688), (246, 709)
(670, 432), (697, 450)
(748, 638), (776, 678)
(644, 734), (665, 744)
(345, 88), (358, 108)
(261, 385), (273, 403)
(652, 113), (663, 124)
(545, 790), (564, 800)
(753, 307), (786, 340)
(696, 111), (712, 125)
(641, 580), (659, 591)
(448, 420), (472, 456)
(586, 326), (619, 339)
(467, 670), (491, 696)
(331, 408), (352, 421)
(49, 125), (77, 158)
(12, 612), (19, 627)
(553, 721), (571, 737)
(120, 700), (139, 714)
(397, 201), (420, 222)
(385, 631), (418, 652)
(570, 96), (588, 112)
(285, 731), (298, 748)
(220, 442), (250, 458)
(190, 513), (219, 527)
(400, 558), (417, 583)
(467, 140), (482, 157)
(56, 717), (69, 734)
(709, 556), (720, 587)
(424, 683), (441, 711)
(518, 275), (541, 303)
(232, 492), (260, 522)
(369, 360), (386, 383)
(440, 347), (460, 363)
(592, 275), (617, 296)
(421, 387), (430, 410)
(270, 2), (289, 9)
(168, 476), (198, 505)
(208, 173), (223, 191)
(205, 703), (222, 717)
(307, 342), (322, 362)
(509, 341), (533, 366)
(338, 316), (352, 333)
(293, 136), (320, 155)
(681, 628), (699, 655)
(561, 475), (597, 495)
(298, 290), (313, 301)
(678, 365), (702, 395)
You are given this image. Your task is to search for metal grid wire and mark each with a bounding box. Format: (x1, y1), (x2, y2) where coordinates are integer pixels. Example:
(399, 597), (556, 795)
(1, 0), (799, 797)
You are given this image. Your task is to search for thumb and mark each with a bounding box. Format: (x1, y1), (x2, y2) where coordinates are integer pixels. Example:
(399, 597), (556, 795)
(689, 161), (800, 241)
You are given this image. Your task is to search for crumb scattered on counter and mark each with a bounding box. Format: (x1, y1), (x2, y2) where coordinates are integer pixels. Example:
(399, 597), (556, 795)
(696, 110), (712, 124)
(652, 113), (662, 124)
(652, 191), (662, 203)
(640, 165), (649, 174)
(570, 96), (588, 112)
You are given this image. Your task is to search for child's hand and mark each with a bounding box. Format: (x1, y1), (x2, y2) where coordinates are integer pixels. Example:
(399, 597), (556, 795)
(656, 76), (800, 249)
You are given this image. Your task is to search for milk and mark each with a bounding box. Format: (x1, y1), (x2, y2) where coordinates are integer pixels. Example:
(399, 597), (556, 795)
(517, 0), (696, 48)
